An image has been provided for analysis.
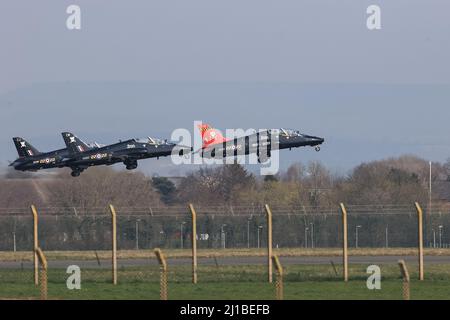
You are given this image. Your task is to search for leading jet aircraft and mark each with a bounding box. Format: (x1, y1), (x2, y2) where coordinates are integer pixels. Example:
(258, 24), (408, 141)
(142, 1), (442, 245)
(197, 124), (324, 163)
(61, 132), (191, 176)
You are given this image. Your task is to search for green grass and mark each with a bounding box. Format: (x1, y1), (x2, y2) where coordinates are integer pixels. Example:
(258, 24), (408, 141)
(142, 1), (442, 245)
(3, 279), (449, 300)
(1, 264), (450, 300)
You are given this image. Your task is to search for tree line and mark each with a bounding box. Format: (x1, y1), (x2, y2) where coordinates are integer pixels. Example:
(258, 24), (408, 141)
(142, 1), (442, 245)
(2, 155), (450, 210)
(1, 155), (450, 250)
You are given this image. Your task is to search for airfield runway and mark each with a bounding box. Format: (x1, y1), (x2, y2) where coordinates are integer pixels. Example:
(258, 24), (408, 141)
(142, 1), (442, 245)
(1, 255), (450, 269)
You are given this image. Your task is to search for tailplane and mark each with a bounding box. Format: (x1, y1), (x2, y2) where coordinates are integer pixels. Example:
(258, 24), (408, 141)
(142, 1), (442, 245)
(13, 137), (40, 157)
(61, 132), (90, 154)
(197, 123), (229, 149)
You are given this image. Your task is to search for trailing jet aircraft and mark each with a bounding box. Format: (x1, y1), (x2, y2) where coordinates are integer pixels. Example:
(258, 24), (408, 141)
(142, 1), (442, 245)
(9, 137), (91, 172)
(197, 124), (324, 163)
(61, 132), (191, 176)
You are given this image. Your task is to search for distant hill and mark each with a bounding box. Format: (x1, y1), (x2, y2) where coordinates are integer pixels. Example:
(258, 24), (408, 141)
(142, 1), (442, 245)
(2, 82), (450, 175)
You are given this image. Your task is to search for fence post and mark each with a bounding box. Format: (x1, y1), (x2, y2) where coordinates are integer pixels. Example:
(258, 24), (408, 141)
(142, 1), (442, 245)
(31, 205), (39, 286)
(265, 204), (273, 283)
(272, 255), (283, 300)
(154, 248), (168, 300)
(398, 259), (410, 300)
(415, 202), (424, 280)
(340, 203), (349, 282)
(189, 204), (198, 284)
(109, 204), (118, 285)
(35, 247), (48, 300)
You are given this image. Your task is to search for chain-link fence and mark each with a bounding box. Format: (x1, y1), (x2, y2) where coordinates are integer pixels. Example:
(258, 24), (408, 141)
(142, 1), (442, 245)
(1, 204), (450, 299)
(1, 205), (450, 251)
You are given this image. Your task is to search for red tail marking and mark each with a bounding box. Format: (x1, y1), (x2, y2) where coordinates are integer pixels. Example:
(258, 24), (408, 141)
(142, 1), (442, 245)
(197, 124), (229, 149)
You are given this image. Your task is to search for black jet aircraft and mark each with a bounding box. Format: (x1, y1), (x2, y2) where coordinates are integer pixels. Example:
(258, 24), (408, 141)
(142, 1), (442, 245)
(61, 132), (190, 177)
(197, 124), (324, 162)
(9, 137), (94, 172)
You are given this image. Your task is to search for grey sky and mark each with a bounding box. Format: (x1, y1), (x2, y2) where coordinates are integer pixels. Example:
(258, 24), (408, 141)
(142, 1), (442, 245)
(1, 1), (449, 175)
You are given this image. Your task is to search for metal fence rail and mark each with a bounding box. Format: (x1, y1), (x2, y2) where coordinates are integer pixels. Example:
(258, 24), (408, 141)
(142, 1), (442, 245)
(0, 203), (449, 300)
(1, 204), (450, 251)
(4, 203), (450, 216)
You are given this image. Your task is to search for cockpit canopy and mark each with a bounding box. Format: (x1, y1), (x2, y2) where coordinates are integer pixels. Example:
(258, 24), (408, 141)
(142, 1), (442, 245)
(87, 142), (105, 148)
(135, 137), (169, 145)
(279, 128), (304, 137)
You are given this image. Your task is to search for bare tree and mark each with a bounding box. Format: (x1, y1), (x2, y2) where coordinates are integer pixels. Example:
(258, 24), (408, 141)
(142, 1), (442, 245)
(45, 167), (162, 211)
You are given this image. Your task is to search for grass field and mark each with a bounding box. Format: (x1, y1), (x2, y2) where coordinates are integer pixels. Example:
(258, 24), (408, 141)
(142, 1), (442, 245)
(1, 263), (450, 300)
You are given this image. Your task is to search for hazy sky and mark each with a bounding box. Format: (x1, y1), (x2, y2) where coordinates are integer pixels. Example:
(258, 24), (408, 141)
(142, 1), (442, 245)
(1, 1), (449, 175)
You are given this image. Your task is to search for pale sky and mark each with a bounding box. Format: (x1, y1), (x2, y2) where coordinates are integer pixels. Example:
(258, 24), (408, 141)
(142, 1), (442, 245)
(1, 1), (449, 175)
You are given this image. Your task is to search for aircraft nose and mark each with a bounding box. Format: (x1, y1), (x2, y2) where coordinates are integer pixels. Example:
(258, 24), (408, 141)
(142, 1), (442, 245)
(305, 135), (324, 145)
(315, 137), (325, 144)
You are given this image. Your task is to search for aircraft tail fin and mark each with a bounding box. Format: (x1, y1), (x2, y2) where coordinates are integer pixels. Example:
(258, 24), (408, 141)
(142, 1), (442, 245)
(197, 123), (229, 149)
(61, 132), (90, 154)
(13, 137), (41, 157)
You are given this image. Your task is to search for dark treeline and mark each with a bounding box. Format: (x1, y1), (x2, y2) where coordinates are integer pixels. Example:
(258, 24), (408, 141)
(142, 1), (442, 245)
(2, 155), (450, 210)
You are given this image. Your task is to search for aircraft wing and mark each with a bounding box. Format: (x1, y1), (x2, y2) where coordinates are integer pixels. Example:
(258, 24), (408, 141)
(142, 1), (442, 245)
(109, 147), (149, 161)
